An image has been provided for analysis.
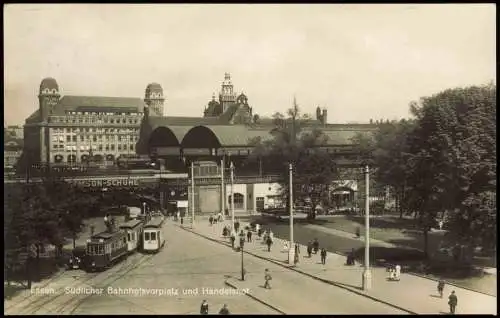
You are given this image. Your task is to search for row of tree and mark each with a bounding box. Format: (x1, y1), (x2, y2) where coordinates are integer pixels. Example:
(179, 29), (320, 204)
(354, 83), (496, 257)
(4, 178), (99, 268)
(246, 84), (495, 258)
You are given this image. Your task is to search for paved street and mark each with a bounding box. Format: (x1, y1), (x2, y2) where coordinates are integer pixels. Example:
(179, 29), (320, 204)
(186, 218), (497, 315)
(5, 221), (276, 315)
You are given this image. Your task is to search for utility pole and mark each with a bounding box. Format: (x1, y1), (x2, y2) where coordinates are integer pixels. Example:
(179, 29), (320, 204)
(230, 161), (235, 231)
(221, 156), (225, 217)
(191, 161), (195, 228)
(362, 164), (372, 290)
(288, 163), (295, 265)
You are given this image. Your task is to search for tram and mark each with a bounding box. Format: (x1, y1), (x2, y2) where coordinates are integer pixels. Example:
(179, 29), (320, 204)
(119, 219), (145, 254)
(143, 217), (165, 253)
(85, 230), (128, 272)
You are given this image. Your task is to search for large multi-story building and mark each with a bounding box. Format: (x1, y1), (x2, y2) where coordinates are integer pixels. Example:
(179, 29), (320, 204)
(4, 135), (23, 170)
(23, 78), (165, 165)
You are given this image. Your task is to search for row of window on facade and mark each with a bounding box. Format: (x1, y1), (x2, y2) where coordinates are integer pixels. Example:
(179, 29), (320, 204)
(50, 115), (142, 125)
(67, 111), (142, 116)
(51, 127), (139, 134)
(55, 154), (116, 164)
(52, 144), (135, 151)
(52, 135), (138, 143)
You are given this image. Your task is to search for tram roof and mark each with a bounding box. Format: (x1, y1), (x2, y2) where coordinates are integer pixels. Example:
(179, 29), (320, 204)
(119, 219), (143, 229)
(90, 230), (125, 241)
(144, 217), (164, 228)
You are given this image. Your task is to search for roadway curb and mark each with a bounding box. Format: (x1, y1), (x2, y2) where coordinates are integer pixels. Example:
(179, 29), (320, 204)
(224, 280), (286, 315)
(406, 272), (497, 298)
(257, 221), (497, 297)
(180, 226), (417, 315)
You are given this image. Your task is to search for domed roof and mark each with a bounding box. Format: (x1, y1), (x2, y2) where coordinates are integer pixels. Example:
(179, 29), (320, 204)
(145, 83), (163, 94)
(39, 77), (59, 92)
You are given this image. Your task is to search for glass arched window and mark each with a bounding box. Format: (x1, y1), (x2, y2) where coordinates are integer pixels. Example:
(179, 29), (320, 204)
(228, 193), (244, 210)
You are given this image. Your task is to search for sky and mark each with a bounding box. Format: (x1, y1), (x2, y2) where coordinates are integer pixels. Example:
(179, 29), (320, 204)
(4, 4), (496, 125)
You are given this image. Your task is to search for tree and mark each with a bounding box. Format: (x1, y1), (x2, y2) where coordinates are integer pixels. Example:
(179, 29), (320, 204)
(247, 98), (339, 219)
(405, 83), (496, 258)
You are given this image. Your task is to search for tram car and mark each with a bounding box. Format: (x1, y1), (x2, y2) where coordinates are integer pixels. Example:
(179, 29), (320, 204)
(143, 217), (165, 253)
(85, 229), (128, 272)
(119, 219), (145, 254)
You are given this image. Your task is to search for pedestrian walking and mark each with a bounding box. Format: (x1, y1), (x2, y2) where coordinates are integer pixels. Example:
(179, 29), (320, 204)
(176, 211), (180, 222)
(355, 226), (361, 238)
(307, 241), (313, 258)
(294, 244), (300, 264)
(209, 215), (214, 225)
(234, 221), (240, 233)
(200, 300), (209, 315)
(218, 304), (230, 315)
(313, 238), (319, 254)
(320, 248), (327, 265)
(230, 233), (236, 248)
(255, 223), (260, 234)
(181, 217), (184, 225)
(448, 290), (458, 314)
(222, 226), (229, 237)
(437, 279), (445, 298)
(246, 230), (252, 242)
(257, 228), (263, 238)
(264, 269), (272, 289)
(239, 236), (245, 250)
(395, 264), (401, 281)
(266, 236), (273, 252)
(282, 241), (289, 253)
(269, 230), (274, 241)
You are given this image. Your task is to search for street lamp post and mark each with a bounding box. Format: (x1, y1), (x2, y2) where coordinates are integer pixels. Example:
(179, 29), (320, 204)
(221, 156), (225, 217)
(288, 163), (295, 265)
(362, 164), (372, 290)
(240, 238), (245, 281)
(191, 161), (195, 229)
(230, 162), (235, 231)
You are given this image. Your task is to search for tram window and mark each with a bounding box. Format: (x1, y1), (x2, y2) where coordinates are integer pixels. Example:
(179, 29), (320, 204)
(127, 233), (131, 242)
(145, 232), (150, 241)
(98, 245), (104, 255)
(150, 232), (157, 241)
(131, 232), (135, 241)
(123, 237), (126, 245)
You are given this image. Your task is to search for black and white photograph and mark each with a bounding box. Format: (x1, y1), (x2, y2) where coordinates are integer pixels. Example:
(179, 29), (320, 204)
(4, 4), (496, 315)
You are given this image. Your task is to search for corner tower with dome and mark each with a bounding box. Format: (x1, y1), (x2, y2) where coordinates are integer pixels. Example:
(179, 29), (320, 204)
(23, 78), (164, 165)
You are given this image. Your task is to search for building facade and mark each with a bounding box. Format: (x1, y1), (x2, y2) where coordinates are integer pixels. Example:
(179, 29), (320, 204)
(4, 136), (23, 170)
(23, 78), (165, 164)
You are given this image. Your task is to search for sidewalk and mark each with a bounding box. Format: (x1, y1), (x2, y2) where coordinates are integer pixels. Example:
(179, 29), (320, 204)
(184, 219), (497, 315)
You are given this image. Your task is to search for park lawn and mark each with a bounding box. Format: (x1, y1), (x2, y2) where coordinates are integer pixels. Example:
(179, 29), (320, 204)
(321, 215), (432, 250)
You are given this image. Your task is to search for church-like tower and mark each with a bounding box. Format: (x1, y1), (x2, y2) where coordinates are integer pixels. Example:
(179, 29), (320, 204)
(38, 77), (61, 122)
(144, 83), (165, 116)
(219, 73), (236, 112)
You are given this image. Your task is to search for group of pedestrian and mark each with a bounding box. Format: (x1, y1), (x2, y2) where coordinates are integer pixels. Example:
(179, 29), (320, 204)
(209, 213), (224, 226)
(345, 248), (356, 266)
(387, 264), (401, 281)
(306, 238), (320, 257)
(200, 300), (230, 315)
(436, 280), (458, 314)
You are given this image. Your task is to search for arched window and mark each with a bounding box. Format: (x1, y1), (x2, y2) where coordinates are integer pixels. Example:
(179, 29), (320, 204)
(228, 193), (244, 210)
(54, 155), (63, 163)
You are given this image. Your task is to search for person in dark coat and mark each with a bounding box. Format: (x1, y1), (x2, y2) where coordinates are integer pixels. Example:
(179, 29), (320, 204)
(239, 236), (245, 251)
(209, 215), (214, 225)
(266, 236), (273, 252)
(355, 226), (361, 238)
(448, 290), (457, 314)
(313, 238), (319, 254)
(222, 226), (229, 237)
(264, 269), (272, 289)
(219, 304), (230, 315)
(246, 230), (252, 242)
(307, 241), (313, 258)
(230, 233), (236, 248)
(258, 228), (263, 238)
(437, 279), (445, 298)
(200, 300), (209, 315)
(234, 221), (240, 233)
(320, 248), (327, 265)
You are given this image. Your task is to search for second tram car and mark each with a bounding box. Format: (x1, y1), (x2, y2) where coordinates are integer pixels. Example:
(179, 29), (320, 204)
(143, 217), (165, 253)
(85, 230), (128, 271)
(119, 219), (145, 254)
